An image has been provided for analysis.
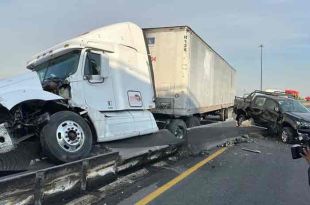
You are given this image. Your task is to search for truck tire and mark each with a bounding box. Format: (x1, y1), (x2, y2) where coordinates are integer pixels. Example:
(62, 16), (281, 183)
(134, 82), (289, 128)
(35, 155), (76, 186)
(185, 116), (200, 128)
(40, 111), (93, 163)
(281, 127), (295, 144)
(167, 119), (187, 140)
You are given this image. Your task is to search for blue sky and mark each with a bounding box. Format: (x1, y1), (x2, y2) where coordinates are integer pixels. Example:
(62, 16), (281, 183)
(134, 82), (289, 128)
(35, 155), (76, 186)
(0, 0), (309, 96)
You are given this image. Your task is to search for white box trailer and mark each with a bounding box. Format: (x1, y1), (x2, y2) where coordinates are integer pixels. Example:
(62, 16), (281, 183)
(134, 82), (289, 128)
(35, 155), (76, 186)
(0, 23), (237, 163)
(144, 26), (236, 122)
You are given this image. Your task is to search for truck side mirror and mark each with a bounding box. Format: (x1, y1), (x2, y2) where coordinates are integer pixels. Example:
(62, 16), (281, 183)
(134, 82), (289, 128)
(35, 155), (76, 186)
(100, 52), (110, 79)
(83, 50), (109, 83)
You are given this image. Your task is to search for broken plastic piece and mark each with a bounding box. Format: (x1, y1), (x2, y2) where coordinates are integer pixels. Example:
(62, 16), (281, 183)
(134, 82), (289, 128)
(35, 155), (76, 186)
(241, 147), (261, 154)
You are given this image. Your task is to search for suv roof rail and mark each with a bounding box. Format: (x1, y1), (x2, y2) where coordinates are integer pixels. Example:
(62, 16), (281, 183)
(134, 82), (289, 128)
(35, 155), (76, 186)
(250, 90), (294, 98)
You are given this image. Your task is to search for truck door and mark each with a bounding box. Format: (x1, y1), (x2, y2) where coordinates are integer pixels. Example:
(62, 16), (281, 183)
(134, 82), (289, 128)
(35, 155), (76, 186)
(250, 96), (267, 126)
(82, 50), (115, 111)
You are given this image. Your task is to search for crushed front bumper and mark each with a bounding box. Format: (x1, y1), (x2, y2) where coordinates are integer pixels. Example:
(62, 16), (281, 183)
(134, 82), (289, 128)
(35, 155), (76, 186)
(297, 128), (310, 142)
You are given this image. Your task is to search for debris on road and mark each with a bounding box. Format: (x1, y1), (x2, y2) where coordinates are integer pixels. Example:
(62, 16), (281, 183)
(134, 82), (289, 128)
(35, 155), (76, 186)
(168, 156), (178, 161)
(217, 134), (253, 148)
(241, 147), (261, 154)
(239, 119), (254, 127)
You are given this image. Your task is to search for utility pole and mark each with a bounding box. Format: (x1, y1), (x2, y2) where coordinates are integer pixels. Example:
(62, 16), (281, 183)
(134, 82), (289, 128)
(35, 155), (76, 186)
(259, 44), (263, 91)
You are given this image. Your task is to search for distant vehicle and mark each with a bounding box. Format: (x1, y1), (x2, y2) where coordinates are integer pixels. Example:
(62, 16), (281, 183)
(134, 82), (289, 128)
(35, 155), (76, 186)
(234, 90), (310, 143)
(0, 22), (236, 162)
(305, 96), (310, 101)
(285, 89), (299, 99)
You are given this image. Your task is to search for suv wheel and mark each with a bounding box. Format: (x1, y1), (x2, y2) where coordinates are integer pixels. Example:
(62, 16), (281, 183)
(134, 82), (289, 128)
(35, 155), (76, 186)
(237, 114), (246, 127)
(281, 127), (295, 144)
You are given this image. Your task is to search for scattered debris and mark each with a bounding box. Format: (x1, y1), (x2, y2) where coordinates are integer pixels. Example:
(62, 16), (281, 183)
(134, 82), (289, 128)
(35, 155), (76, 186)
(98, 168), (149, 194)
(217, 134), (253, 148)
(241, 147), (261, 154)
(152, 161), (168, 167)
(168, 156), (178, 161)
(199, 150), (210, 156)
(239, 119), (254, 127)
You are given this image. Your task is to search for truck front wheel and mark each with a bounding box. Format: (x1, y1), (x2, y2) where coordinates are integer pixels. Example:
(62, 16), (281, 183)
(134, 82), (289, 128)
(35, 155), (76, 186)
(167, 119), (187, 140)
(40, 111), (93, 163)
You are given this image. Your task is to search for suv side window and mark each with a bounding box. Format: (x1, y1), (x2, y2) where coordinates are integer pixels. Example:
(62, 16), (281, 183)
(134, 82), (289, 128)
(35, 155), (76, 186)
(84, 51), (101, 76)
(253, 97), (266, 108)
(264, 99), (278, 111)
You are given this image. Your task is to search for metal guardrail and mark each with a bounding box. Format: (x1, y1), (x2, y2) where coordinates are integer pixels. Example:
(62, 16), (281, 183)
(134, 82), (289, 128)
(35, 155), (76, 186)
(0, 144), (179, 205)
(0, 152), (119, 205)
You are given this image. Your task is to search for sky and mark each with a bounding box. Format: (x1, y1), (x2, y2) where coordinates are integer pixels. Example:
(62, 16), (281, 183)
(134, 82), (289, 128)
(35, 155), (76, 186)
(0, 0), (309, 96)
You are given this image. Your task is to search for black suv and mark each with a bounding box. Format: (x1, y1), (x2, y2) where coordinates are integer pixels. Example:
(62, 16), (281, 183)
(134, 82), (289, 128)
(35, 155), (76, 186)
(234, 90), (310, 143)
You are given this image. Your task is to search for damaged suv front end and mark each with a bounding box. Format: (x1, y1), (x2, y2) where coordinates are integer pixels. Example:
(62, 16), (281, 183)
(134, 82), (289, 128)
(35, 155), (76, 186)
(294, 119), (310, 142)
(280, 99), (310, 143)
(0, 72), (63, 154)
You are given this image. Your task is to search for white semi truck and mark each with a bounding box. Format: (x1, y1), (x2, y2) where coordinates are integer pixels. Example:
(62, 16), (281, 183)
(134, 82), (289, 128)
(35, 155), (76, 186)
(0, 22), (235, 162)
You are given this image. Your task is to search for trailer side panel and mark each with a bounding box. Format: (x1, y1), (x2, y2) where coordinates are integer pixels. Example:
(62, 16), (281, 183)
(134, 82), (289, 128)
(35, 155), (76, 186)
(188, 29), (236, 114)
(144, 26), (236, 117)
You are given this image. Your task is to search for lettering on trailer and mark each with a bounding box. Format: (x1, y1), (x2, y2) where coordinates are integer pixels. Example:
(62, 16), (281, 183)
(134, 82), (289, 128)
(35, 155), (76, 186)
(128, 91), (143, 107)
(184, 35), (188, 51)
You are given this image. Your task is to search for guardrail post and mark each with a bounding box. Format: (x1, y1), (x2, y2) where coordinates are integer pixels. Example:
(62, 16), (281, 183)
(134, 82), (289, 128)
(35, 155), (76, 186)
(34, 171), (45, 205)
(81, 160), (89, 191)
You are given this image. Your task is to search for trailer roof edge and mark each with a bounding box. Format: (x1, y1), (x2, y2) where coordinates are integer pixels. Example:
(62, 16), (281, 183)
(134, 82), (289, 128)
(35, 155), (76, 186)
(143, 26), (237, 72)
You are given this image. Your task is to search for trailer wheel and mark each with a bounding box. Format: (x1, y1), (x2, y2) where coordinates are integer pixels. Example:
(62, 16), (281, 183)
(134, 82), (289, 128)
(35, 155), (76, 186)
(40, 111), (93, 163)
(167, 119), (187, 140)
(185, 116), (200, 128)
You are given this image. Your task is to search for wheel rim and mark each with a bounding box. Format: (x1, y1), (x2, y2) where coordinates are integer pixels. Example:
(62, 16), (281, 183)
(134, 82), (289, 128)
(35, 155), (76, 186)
(281, 130), (288, 143)
(174, 126), (184, 139)
(56, 120), (85, 153)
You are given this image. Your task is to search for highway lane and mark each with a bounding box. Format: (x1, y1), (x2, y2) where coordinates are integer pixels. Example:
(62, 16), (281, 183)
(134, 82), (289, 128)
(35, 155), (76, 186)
(101, 135), (310, 205)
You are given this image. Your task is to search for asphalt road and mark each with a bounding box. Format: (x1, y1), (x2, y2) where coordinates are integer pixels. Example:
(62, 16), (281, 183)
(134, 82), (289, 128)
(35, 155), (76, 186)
(100, 134), (310, 205)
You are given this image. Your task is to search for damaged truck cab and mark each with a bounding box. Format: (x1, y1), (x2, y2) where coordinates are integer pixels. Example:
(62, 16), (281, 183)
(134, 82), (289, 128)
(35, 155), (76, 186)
(0, 22), (158, 162)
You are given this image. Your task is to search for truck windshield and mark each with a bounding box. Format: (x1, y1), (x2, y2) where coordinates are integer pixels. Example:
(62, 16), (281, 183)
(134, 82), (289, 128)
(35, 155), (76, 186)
(279, 99), (309, 113)
(34, 50), (81, 82)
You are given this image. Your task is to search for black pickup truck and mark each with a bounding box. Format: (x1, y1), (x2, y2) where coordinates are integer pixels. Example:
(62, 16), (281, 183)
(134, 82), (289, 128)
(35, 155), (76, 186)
(234, 90), (310, 143)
